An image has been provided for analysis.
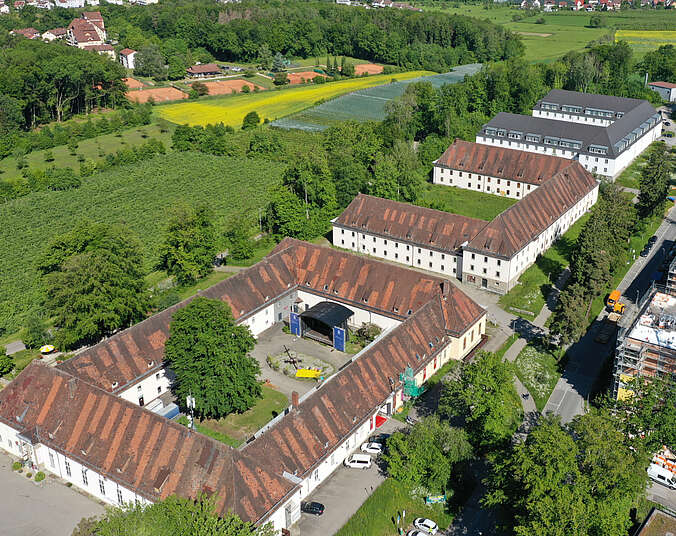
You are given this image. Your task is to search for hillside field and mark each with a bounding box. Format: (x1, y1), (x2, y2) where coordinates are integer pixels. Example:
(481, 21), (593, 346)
(0, 152), (284, 333)
(156, 71), (432, 127)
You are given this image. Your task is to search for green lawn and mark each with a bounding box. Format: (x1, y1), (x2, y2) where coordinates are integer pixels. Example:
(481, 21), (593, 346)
(335, 478), (455, 536)
(0, 122), (174, 184)
(2, 348), (41, 380)
(513, 340), (561, 411)
(146, 270), (234, 302)
(197, 385), (288, 445)
(499, 212), (590, 319)
(616, 149), (650, 190)
(421, 184), (517, 222)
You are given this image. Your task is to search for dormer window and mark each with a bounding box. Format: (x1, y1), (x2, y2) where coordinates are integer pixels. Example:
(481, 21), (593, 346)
(407, 309), (412, 315)
(111, 381), (119, 389)
(323, 284), (329, 291)
(147, 361), (154, 368)
(393, 306), (399, 313)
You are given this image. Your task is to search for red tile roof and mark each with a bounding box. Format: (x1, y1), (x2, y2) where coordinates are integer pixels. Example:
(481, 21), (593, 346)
(60, 240), (483, 393)
(335, 193), (487, 252)
(466, 162), (597, 258)
(12, 27), (40, 38)
(3, 272), (484, 524)
(68, 19), (102, 44)
(45, 27), (68, 36)
(187, 63), (221, 75)
(650, 81), (676, 89)
(435, 140), (578, 186)
(119, 48), (136, 56)
(83, 44), (114, 51)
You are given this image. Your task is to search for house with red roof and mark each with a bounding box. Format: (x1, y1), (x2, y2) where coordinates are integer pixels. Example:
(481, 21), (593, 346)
(11, 27), (40, 39)
(186, 63), (221, 78)
(67, 12), (106, 49)
(119, 48), (137, 70)
(649, 81), (676, 102)
(42, 27), (67, 41)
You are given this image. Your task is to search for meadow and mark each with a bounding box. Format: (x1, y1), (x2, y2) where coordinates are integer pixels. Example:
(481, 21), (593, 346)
(156, 71), (432, 127)
(0, 152), (284, 333)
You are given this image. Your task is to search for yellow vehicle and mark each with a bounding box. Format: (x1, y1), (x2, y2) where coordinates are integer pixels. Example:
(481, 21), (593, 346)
(606, 290), (626, 314)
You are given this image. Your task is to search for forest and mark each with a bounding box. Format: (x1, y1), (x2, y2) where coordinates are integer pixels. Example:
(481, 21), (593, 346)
(0, 0), (523, 75)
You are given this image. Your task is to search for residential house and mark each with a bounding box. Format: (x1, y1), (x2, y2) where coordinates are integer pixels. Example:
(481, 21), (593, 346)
(42, 27), (67, 41)
(67, 12), (106, 49)
(55, 0), (85, 7)
(186, 63), (221, 77)
(477, 89), (662, 178)
(11, 27), (40, 39)
(648, 81), (676, 102)
(119, 48), (137, 69)
(0, 238), (486, 536)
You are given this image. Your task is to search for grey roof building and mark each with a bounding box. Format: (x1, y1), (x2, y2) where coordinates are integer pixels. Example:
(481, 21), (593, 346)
(476, 90), (662, 178)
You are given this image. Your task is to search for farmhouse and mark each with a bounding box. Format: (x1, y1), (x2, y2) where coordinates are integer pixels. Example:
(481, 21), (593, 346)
(432, 140), (580, 199)
(0, 239), (485, 535)
(187, 63), (221, 78)
(476, 90), (662, 178)
(649, 81), (676, 103)
(334, 148), (598, 293)
(119, 48), (137, 70)
(42, 27), (67, 41)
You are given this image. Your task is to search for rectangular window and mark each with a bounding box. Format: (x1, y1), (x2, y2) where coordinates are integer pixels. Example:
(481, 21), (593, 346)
(395, 253), (398, 259)
(417, 259), (421, 265)
(484, 256), (488, 263)
(65, 459), (71, 477)
(429, 251), (433, 257)
(99, 479), (106, 495)
(497, 259), (501, 266)
(341, 229), (344, 234)
(441, 265), (444, 271)
(429, 262), (433, 268)
(137, 385), (142, 392)
(157, 386), (162, 394)
(384, 240), (387, 245)
(406, 256), (410, 262)
(82, 468), (88, 486)
(117, 489), (123, 505)
(49, 452), (55, 468)
(471, 253), (475, 260)
(155, 373), (160, 381)
(496, 271), (500, 278)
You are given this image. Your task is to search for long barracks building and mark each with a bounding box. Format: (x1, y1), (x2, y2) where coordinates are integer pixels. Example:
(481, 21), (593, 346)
(0, 239), (485, 534)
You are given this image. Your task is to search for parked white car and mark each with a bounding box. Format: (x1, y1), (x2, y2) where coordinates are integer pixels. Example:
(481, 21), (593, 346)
(343, 453), (372, 469)
(407, 530), (428, 536)
(360, 442), (383, 455)
(413, 518), (438, 535)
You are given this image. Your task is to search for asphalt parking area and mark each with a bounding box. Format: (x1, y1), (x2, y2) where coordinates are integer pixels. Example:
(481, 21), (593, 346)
(0, 452), (104, 536)
(293, 420), (404, 536)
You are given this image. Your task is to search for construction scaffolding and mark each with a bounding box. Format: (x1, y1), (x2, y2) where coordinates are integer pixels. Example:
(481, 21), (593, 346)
(614, 284), (676, 399)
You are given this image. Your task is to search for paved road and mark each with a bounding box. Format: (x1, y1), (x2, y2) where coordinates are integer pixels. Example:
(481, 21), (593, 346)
(543, 203), (676, 423)
(0, 452), (104, 536)
(648, 481), (676, 512)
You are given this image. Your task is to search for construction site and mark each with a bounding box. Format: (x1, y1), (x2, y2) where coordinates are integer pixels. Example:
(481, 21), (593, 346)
(613, 284), (676, 400)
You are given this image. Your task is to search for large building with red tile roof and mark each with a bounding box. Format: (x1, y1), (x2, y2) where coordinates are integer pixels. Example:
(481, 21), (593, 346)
(334, 145), (598, 294)
(433, 139), (580, 200)
(67, 12), (106, 48)
(0, 239), (485, 533)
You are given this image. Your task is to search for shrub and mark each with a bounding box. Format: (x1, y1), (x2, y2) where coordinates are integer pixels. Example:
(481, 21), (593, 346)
(35, 471), (45, 482)
(44, 150), (55, 162)
(46, 167), (81, 191)
(12, 461), (22, 471)
(26, 472), (32, 478)
(191, 81), (209, 96)
(241, 84), (251, 94)
(22, 313), (48, 349)
(0, 351), (13, 376)
(242, 111), (261, 130)
(535, 17), (546, 24)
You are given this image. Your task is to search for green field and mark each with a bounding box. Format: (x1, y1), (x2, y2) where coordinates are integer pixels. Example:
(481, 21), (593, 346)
(335, 478), (455, 536)
(514, 341), (561, 411)
(427, 4), (676, 61)
(0, 122), (174, 184)
(421, 184), (517, 222)
(0, 152), (284, 333)
(156, 71), (432, 127)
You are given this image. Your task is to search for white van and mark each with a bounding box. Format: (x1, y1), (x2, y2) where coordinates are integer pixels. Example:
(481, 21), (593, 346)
(647, 463), (676, 489)
(344, 453), (372, 469)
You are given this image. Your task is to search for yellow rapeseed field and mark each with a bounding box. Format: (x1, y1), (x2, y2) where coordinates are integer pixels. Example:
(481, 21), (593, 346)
(156, 71), (432, 127)
(616, 29), (676, 46)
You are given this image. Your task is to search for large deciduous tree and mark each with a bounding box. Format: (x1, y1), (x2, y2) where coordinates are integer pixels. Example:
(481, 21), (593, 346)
(38, 221), (148, 350)
(159, 205), (217, 286)
(93, 495), (274, 536)
(438, 351), (522, 451)
(383, 415), (472, 493)
(164, 297), (260, 419)
(484, 411), (648, 536)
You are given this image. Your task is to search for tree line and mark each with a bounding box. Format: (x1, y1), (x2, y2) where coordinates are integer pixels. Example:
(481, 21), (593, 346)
(0, 34), (127, 131)
(550, 143), (673, 347)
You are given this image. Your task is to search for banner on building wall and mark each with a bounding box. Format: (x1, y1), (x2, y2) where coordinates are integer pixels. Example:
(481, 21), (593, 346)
(290, 313), (301, 336)
(333, 326), (346, 352)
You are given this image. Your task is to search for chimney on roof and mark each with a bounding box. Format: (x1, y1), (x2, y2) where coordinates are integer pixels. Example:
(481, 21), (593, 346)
(441, 281), (451, 296)
(291, 391), (299, 409)
(68, 378), (77, 399)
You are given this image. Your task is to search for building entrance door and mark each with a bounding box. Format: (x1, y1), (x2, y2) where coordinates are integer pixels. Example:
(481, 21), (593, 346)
(138, 396), (144, 406)
(482, 278), (488, 288)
